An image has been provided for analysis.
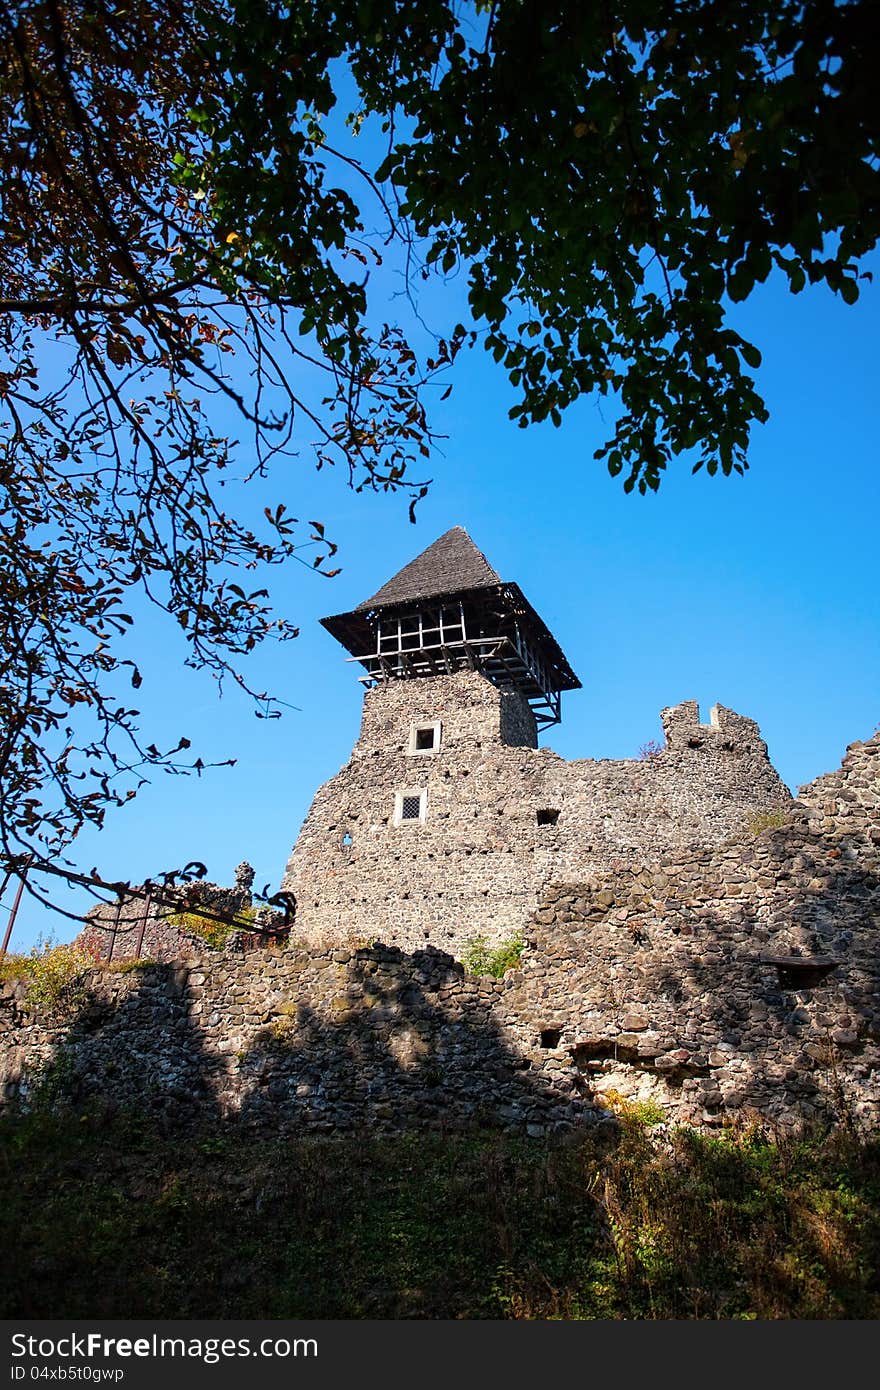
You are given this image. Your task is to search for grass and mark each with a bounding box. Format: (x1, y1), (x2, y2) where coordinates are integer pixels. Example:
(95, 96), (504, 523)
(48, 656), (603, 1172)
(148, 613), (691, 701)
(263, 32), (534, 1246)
(746, 808), (789, 835)
(1, 1107), (878, 1319)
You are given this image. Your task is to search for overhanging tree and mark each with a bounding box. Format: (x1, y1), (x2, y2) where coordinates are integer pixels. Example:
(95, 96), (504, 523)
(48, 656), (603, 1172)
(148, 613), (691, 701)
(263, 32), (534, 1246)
(1, 0), (877, 883)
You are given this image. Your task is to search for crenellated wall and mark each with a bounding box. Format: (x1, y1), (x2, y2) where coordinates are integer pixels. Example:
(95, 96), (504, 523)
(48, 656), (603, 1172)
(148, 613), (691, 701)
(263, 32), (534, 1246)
(284, 672), (791, 955)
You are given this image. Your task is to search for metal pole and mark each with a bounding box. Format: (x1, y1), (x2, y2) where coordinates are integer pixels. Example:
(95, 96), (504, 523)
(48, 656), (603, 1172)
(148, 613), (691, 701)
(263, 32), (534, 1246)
(106, 899), (123, 963)
(1, 858), (32, 957)
(134, 890), (152, 960)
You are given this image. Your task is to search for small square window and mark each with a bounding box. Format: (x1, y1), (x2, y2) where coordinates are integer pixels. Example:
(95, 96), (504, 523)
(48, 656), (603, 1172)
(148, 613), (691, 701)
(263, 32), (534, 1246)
(394, 789), (427, 826)
(537, 808), (560, 826)
(408, 719), (442, 755)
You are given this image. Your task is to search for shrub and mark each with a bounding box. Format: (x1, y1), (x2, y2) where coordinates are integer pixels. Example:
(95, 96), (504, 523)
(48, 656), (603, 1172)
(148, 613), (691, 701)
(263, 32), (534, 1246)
(0, 937), (94, 1019)
(166, 908), (237, 949)
(0, 953), (30, 985)
(462, 933), (523, 978)
(637, 739), (665, 760)
(602, 1088), (665, 1127)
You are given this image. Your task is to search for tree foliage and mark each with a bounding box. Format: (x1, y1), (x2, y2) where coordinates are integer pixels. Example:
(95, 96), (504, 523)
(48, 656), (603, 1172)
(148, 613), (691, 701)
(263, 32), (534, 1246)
(376, 0), (878, 488)
(1, 0), (877, 876)
(0, 0), (457, 870)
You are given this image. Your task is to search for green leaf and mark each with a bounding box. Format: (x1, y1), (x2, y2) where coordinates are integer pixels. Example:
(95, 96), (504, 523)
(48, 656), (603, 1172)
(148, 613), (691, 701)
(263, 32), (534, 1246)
(740, 343), (762, 370)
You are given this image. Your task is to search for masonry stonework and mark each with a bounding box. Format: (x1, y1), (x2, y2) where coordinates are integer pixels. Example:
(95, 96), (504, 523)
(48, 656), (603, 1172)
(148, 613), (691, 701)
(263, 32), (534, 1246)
(283, 672), (791, 956)
(510, 736), (880, 1129)
(2, 730), (878, 1132)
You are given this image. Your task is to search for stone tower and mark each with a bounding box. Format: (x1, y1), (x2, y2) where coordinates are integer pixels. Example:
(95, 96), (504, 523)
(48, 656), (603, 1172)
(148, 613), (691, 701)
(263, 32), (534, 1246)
(318, 524), (581, 733)
(283, 527), (790, 955)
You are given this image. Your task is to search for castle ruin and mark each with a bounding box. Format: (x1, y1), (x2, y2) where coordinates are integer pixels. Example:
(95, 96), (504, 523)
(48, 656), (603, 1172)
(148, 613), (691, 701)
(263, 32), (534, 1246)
(3, 526), (878, 1133)
(284, 527), (791, 955)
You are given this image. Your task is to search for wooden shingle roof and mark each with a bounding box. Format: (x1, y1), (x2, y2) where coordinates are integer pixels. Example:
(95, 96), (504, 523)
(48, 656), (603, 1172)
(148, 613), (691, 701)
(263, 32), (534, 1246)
(320, 525), (581, 699)
(355, 526), (501, 611)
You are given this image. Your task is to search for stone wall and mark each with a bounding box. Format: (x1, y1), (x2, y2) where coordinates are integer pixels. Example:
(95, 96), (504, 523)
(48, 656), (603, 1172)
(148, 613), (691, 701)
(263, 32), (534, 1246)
(4, 731), (876, 1135)
(284, 672), (791, 956)
(513, 836), (879, 1127)
(798, 732), (880, 829)
(503, 729), (880, 1129)
(0, 946), (581, 1135)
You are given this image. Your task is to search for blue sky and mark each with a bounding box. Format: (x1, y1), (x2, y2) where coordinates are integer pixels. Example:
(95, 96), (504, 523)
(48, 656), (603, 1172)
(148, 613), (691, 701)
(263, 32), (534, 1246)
(7, 239), (878, 951)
